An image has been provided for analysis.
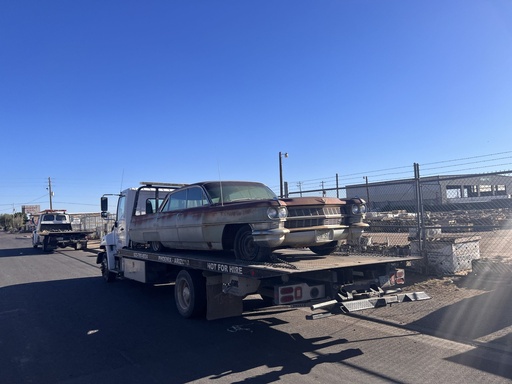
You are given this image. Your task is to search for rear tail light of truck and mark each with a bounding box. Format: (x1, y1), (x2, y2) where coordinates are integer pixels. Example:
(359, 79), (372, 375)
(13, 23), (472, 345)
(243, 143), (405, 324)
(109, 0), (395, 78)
(380, 268), (406, 288)
(394, 269), (405, 284)
(275, 283), (326, 305)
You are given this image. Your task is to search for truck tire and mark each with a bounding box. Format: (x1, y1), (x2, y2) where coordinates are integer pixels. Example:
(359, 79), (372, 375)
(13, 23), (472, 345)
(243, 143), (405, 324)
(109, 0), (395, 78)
(32, 233), (39, 248)
(42, 237), (53, 253)
(234, 225), (271, 262)
(73, 241), (87, 250)
(100, 255), (117, 283)
(309, 241), (339, 256)
(174, 270), (206, 318)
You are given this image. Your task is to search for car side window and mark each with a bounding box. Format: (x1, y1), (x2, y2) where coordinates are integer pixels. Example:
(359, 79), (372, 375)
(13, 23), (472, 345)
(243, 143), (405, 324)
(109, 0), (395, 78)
(187, 187), (208, 208)
(161, 187), (209, 211)
(162, 190), (187, 211)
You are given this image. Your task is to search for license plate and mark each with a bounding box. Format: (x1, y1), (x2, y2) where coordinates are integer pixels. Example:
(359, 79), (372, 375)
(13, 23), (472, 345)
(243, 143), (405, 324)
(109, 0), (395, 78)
(315, 230), (332, 242)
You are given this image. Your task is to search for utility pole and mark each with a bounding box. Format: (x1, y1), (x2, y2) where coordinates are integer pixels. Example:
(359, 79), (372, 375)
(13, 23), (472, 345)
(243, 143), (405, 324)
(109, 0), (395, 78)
(48, 177), (53, 210)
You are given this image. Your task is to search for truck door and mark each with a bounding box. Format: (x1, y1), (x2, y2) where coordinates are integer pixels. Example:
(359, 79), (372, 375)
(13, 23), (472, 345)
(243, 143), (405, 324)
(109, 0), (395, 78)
(115, 195), (129, 249)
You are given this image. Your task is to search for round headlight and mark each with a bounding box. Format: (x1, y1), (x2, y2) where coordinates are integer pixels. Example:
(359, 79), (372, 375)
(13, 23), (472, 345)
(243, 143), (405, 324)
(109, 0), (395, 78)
(351, 205), (361, 215)
(267, 206), (287, 219)
(360, 204), (367, 213)
(278, 206), (288, 218)
(267, 207), (278, 219)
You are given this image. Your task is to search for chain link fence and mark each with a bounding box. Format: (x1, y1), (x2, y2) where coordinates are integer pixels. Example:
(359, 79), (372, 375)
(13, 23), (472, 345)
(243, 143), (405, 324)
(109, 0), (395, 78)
(286, 164), (512, 276)
(70, 213), (110, 239)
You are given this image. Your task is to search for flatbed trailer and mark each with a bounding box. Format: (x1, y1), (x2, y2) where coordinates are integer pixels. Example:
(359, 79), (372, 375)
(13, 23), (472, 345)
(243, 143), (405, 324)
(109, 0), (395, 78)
(99, 247), (429, 320)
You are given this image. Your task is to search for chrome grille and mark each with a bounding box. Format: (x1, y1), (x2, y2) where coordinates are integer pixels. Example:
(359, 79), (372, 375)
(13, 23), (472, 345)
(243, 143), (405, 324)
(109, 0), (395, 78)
(286, 206), (342, 229)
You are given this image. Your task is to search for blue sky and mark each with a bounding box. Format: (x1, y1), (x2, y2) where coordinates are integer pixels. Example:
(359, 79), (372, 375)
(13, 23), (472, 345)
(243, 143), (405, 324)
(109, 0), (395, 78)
(1, 0), (512, 213)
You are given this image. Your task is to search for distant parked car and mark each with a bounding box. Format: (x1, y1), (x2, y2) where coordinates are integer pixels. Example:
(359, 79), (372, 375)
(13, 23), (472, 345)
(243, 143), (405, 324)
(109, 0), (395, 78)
(128, 181), (368, 261)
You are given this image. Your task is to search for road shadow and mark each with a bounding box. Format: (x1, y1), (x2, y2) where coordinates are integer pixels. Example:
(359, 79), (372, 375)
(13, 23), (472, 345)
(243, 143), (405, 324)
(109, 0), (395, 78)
(0, 247), (42, 257)
(0, 277), (363, 384)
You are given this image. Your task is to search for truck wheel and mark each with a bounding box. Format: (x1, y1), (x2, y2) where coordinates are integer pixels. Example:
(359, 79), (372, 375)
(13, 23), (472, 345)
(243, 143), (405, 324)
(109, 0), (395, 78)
(74, 241), (87, 250)
(174, 270), (206, 318)
(310, 241), (338, 256)
(42, 238), (52, 253)
(101, 256), (117, 283)
(234, 225), (271, 262)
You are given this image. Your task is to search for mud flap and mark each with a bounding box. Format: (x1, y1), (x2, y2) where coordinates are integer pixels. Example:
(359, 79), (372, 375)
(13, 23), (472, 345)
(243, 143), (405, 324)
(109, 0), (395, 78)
(96, 251), (105, 264)
(206, 275), (243, 320)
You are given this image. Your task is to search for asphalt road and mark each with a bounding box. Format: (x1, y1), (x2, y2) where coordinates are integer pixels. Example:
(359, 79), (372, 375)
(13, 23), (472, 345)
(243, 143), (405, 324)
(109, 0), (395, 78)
(1, 232), (511, 384)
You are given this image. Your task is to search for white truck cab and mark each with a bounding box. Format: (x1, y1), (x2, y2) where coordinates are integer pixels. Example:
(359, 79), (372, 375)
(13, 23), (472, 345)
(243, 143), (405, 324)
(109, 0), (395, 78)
(99, 183), (184, 278)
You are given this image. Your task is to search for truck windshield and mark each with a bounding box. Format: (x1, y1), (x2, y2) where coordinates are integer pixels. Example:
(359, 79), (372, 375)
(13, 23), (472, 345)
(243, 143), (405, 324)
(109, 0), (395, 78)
(204, 182), (277, 203)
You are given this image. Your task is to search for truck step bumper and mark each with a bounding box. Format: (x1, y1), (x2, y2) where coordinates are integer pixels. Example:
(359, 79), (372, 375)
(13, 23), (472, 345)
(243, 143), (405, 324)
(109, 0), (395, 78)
(340, 291), (430, 312)
(307, 291), (430, 320)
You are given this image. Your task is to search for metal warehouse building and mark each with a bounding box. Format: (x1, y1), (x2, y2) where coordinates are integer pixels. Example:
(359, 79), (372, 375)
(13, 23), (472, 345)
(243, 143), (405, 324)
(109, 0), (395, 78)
(346, 173), (512, 211)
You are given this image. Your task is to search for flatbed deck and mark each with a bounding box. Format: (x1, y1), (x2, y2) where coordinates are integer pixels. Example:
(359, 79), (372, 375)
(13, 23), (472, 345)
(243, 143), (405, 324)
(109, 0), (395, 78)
(118, 248), (420, 279)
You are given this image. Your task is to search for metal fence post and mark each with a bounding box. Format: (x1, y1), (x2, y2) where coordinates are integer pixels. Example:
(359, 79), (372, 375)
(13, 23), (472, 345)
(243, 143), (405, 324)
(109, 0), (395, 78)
(414, 163), (427, 273)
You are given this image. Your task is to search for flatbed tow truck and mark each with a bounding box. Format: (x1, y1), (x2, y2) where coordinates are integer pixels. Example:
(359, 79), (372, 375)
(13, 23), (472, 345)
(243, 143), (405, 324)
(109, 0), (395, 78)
(97, 182), (430, 320)
(32, 210), (91, 252)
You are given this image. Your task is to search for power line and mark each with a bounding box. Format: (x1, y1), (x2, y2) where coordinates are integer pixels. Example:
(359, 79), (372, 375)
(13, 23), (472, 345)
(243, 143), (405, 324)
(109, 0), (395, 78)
(285, 152), (512, 193)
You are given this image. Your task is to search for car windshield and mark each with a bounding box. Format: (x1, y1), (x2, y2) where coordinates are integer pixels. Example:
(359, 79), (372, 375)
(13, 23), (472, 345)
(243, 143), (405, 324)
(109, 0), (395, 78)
(203, 182), (277, 204)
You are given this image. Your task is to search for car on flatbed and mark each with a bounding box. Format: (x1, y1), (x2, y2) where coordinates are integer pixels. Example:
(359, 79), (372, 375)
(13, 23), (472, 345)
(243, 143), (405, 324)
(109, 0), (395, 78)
(127, 181), (369, 261)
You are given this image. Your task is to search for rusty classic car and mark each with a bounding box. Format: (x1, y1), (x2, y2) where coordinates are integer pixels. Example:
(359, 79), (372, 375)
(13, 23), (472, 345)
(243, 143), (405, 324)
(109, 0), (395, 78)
(128, 181), (368, 261)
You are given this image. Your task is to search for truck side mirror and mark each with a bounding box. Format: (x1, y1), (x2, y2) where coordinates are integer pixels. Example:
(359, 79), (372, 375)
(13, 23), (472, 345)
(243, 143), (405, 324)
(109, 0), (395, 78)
(101, 196), (108, 213)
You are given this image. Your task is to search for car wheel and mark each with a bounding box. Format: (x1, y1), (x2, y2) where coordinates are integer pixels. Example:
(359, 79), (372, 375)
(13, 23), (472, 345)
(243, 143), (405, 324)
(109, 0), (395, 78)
(174, 270), (206, 318)
(234, 225), (271, 262)
(150, 241), (164, 252)
(310, 241), (339, 256)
